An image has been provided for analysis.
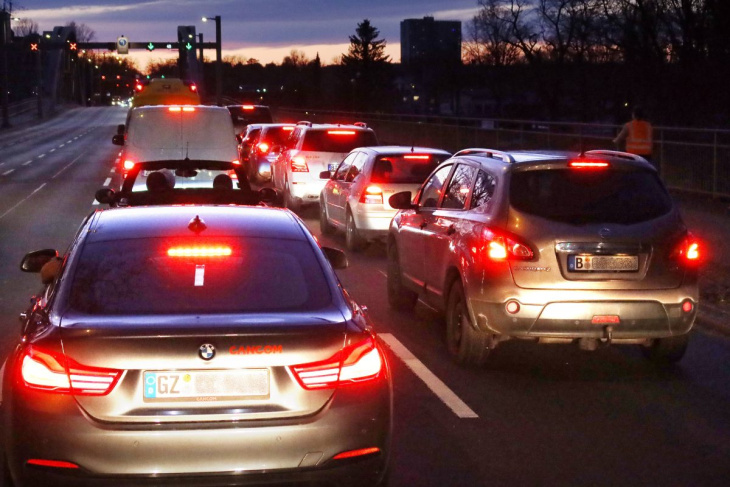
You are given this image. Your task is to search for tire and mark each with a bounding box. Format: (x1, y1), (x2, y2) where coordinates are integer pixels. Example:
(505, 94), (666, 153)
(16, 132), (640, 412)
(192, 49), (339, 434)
(640, 334), (689, 365)
(386, 243), (418, 312)
(445, 281), (492, 366)
(284, 184), (300, 213)
(319, 199), (335, 235)
(345, 210), (367, 252)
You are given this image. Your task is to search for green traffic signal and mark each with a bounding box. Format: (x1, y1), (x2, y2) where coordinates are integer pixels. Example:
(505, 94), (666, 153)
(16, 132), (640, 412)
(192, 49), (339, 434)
(147, 42), (155, 51)
(185, 42), (193, 50)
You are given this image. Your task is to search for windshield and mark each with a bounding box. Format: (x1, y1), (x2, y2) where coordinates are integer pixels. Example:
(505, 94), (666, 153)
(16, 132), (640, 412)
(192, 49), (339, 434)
(67, 237), (332, 314)
(510, 168), (673, 224)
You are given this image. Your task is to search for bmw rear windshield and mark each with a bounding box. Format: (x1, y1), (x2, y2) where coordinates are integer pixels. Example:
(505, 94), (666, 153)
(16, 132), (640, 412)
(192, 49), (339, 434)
(509, 167), (673, 224)
(67, 237), (332, 314)
(301, 129), (378, 152)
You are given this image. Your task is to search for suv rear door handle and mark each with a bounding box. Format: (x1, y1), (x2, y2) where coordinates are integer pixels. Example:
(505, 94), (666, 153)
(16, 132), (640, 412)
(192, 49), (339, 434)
(446, 224), (456, 236)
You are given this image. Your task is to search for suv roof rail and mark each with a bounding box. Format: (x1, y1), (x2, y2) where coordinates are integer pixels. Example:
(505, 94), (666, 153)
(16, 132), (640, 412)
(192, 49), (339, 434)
(584, 150), (648, 163)
(296, 121), (312, 127)
(453, 148), (516, 164)
(353, 122), (368, 128)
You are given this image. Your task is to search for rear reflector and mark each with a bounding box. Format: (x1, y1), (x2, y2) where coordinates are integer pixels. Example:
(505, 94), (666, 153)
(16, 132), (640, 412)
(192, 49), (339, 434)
(27, 459), (80, 469)
(167, 246), (232, 257)
(682, 300), (694, 313)
(332, 447), (381, 460)
(591, 315), (620, 324)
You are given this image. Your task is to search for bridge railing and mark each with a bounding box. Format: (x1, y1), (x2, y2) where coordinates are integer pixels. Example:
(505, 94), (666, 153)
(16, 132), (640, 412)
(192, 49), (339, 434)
(276, 108), (730, 199)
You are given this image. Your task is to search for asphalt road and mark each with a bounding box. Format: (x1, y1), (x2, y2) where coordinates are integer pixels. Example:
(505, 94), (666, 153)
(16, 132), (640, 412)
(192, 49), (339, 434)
(0, 107), (729, 486)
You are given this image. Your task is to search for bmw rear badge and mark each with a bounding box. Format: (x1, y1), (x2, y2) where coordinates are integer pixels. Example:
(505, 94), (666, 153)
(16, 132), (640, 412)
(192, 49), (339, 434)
(199, 344), (216, 360)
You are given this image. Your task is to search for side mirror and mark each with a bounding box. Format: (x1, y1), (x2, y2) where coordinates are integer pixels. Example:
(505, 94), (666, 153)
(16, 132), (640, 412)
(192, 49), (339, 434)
(319, 170), (332, 179)
(95, 187), (116, 205)
(116, 124), (125, 135)
(258, 187), (277, 204)
(389, 191), (416, 210)
(20, 249), (59, 273)
(112, 134), (125, 146)
(322, 247), (348, 269)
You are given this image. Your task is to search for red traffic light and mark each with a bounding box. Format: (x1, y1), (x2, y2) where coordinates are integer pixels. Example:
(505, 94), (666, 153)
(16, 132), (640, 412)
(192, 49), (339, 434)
(30, 43), (39, 51)
(69, 42), (77, 51)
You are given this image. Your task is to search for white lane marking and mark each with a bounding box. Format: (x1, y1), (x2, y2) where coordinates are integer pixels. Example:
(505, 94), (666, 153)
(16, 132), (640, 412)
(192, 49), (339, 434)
(59, 144), (65, 148)
(379, 333), (479, 419)
(37, 154), (45, 159)
(92, 199), (100, 206)
(103, 177), (112, 186)
(52, 153), (83, 179)
(50, 148), (56, 153)
(22, 160), (32, 166)
(2, 169), (15, 176)
(110, 168), (115, 174)
(67, 140), (72, 143)
(0, 183), (47, 221)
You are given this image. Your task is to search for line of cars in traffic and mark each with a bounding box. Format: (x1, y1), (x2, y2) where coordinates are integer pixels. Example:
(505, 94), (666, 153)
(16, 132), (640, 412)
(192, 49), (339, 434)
(0, 85), (702, 486)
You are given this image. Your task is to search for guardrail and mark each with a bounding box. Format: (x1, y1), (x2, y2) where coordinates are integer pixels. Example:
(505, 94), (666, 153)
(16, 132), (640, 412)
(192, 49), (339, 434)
(276, 108), (730, 199)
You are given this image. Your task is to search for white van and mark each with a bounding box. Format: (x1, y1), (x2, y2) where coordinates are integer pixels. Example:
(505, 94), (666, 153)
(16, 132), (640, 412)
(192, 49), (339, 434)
(113, 105), (239, 173)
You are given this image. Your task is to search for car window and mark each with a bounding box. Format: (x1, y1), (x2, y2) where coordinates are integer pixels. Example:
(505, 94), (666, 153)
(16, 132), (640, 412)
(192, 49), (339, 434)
(301, 129), (377, 152)
(334, 152), (357, 181)
(509, 167), (673, 224)
(442, 164), (476, 210)
(67, 237), (332, 315)
(261, 126), (295, 146)
(370, 154), (446, 184)
(418, 164), (453, 209)
(345, 153), (369, 183)
(471, 170), (497, 209)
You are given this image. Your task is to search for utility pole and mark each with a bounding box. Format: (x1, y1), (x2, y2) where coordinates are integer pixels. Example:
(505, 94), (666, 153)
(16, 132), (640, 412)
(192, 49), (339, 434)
(202, 15), (222, 106)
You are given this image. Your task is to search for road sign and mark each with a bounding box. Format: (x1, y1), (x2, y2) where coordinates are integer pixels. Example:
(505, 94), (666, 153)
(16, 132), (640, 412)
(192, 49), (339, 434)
(116, 35), (129, 55)
(147, 42), (155, 51)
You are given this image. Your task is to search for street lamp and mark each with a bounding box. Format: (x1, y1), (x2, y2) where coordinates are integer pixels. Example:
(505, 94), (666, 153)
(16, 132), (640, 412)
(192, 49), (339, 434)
(202, 15), (222, 106)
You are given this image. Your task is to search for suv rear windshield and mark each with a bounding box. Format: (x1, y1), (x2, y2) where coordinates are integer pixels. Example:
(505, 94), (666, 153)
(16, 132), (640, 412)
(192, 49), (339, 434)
(261, 126), (294, 145)
(302, 130), (377, 152)
(510, 168), (673, 224)
(228, 106), (273, 126)
(371, 155), (447, 184)
(67, 237), (331, 314)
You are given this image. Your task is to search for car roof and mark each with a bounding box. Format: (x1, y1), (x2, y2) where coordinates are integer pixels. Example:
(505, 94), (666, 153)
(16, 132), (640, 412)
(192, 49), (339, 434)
(359, 146), (451, 156)
(87, 206), (305, 242)
(131, 104), (229, 113)
(452, 148), (655, 171)
(299, 123), (373, 131)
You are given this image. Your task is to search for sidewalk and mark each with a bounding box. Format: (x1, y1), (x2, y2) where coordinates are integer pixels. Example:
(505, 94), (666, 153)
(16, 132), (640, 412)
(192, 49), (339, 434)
(673, 191), (730, 337)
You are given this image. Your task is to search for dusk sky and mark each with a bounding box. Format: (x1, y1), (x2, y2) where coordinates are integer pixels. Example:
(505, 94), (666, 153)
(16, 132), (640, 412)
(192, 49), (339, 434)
(13, 0), (479, 70)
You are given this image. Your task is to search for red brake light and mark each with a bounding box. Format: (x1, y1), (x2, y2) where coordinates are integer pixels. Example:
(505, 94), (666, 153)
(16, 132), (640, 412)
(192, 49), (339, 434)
(403, 154), (430, 160)
(135, 83), (144, 92)
(189, 84), (197, 92)
(27, 459), (80, 469)
(231, 159), (241, 165)
(283, 126), (295, 131)
(290, 337), (383, 390)
(168, 106), (181, 112)
(167, 246), (232, 257)
(673, 234), (701, 265)
(360, 185), (383, 204)
(258, 142), (270, 154)
(327, 130), (356, 135)
(21, 346), (121, 396)
(242, 105), (255, 110)
(290, 155), (309, 172)
(123, 160), (135, 171)
(482, 228), (533, 261)
(569, 160), (610, 169)
(183, 107), (195, 112)
(333, 447), (381, 460)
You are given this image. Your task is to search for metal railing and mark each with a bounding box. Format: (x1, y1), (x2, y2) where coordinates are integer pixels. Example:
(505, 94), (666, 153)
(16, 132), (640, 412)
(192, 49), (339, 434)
(276, 108), (730, 198)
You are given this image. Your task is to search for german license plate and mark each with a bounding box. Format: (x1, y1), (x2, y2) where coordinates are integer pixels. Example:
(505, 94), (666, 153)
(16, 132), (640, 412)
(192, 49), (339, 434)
(328, 162), (339, 172)
(568, 255), (638, 272)
(143, 369), (269, 402)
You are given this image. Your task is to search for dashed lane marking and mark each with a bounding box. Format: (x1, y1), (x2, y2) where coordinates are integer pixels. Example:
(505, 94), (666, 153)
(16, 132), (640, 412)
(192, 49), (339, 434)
(37, 154), (45, 159)
(22, 160), (32, 166)
(103, 177), (112, 186)
(2, 169), (14, 176)
(379, 333), (478, 419)
(59, 144), (65, 148)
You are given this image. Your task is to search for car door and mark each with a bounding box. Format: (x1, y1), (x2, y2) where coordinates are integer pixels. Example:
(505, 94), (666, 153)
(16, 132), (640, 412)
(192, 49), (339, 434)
(327, 152), (356, 227)
(340, 152), (369, 216)
(423, 163), (478, 307)
(396, 164), (454, 292)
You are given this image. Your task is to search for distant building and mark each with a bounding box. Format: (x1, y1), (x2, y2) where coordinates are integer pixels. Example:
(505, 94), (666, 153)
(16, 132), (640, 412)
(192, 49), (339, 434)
(400, 17), (462, 67)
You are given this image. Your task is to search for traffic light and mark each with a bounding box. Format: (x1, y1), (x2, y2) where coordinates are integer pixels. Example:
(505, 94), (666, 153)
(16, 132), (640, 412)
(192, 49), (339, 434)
(27, 33), (41, 53)
(177, 25), (197, 79)
(147, 42), (155, 51)
(69, 41), (77, 51)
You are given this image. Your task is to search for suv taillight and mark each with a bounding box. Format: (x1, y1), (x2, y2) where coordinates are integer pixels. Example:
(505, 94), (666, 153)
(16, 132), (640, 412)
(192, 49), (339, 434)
(290, 337), (383, 390)
(482, 228), (533, 261)
(290, 155), (309, 173)
(21, 346), (122, 396)
(671, 233), (701, 266)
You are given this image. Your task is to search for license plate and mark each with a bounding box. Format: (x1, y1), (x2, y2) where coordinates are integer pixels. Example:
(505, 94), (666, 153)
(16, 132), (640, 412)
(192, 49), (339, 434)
(328, 162), (339, 172)
(143, 369), (269, 402)
(568, 255), (638, 272)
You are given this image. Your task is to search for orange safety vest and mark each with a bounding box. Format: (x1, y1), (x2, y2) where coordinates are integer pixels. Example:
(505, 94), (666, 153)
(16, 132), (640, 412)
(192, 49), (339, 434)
(626, 120), (653, 155)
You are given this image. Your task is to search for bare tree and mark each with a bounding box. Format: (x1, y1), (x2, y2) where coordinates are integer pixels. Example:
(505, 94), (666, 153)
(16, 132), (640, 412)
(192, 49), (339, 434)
(465, 0), (522, 65)
(66, 21), (95, 42)
(282, 49), (309, 67)
(13, 18), (38, 37)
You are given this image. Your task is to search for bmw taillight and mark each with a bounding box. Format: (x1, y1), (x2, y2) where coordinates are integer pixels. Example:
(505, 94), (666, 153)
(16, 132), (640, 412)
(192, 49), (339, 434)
(482, 228), (533, 261)
(360, 185), (383, 204)
(672, 233), (701, 266)
(290, 337), (383, 390)
(21, 346), (121, 396)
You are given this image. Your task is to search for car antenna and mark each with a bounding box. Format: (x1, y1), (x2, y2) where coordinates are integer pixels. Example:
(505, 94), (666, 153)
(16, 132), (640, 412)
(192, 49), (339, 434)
(185, 141), (190, 161)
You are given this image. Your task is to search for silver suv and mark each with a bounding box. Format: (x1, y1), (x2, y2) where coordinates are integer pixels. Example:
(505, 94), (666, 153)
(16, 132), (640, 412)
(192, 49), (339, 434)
(387, 149), (700, 366)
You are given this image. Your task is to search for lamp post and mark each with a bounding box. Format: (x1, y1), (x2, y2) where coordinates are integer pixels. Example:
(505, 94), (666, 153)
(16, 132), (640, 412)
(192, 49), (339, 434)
(202, 15), (221, 106)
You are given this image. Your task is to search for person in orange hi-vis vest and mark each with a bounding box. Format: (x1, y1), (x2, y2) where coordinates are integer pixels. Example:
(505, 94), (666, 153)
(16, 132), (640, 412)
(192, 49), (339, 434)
(613, 106), (654, 166)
